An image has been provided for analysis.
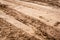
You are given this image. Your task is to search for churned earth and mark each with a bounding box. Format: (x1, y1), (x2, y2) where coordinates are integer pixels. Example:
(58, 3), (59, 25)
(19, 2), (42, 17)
(0, 0), (60, 40)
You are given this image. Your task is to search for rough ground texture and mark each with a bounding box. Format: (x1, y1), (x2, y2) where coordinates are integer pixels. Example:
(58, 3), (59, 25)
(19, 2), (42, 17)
(0, 0), (60, 40)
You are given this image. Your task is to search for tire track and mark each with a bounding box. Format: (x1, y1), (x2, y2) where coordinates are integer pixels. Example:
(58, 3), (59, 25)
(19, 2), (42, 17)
(0, 1), (60, 40)
(0, 3), (60, 40)
(0, 4), (44, 40)
(3, 0), (60, 27)
(0, 17), (40, 40)
(1, 0), (60, 27)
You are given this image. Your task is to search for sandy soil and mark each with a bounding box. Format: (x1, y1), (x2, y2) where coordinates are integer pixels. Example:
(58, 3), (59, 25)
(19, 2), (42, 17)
(0, 0), (60, 40)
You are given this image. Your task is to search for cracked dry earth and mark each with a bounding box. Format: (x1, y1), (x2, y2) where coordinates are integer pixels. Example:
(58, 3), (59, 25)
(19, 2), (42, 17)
(0, 0), (60, 40)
